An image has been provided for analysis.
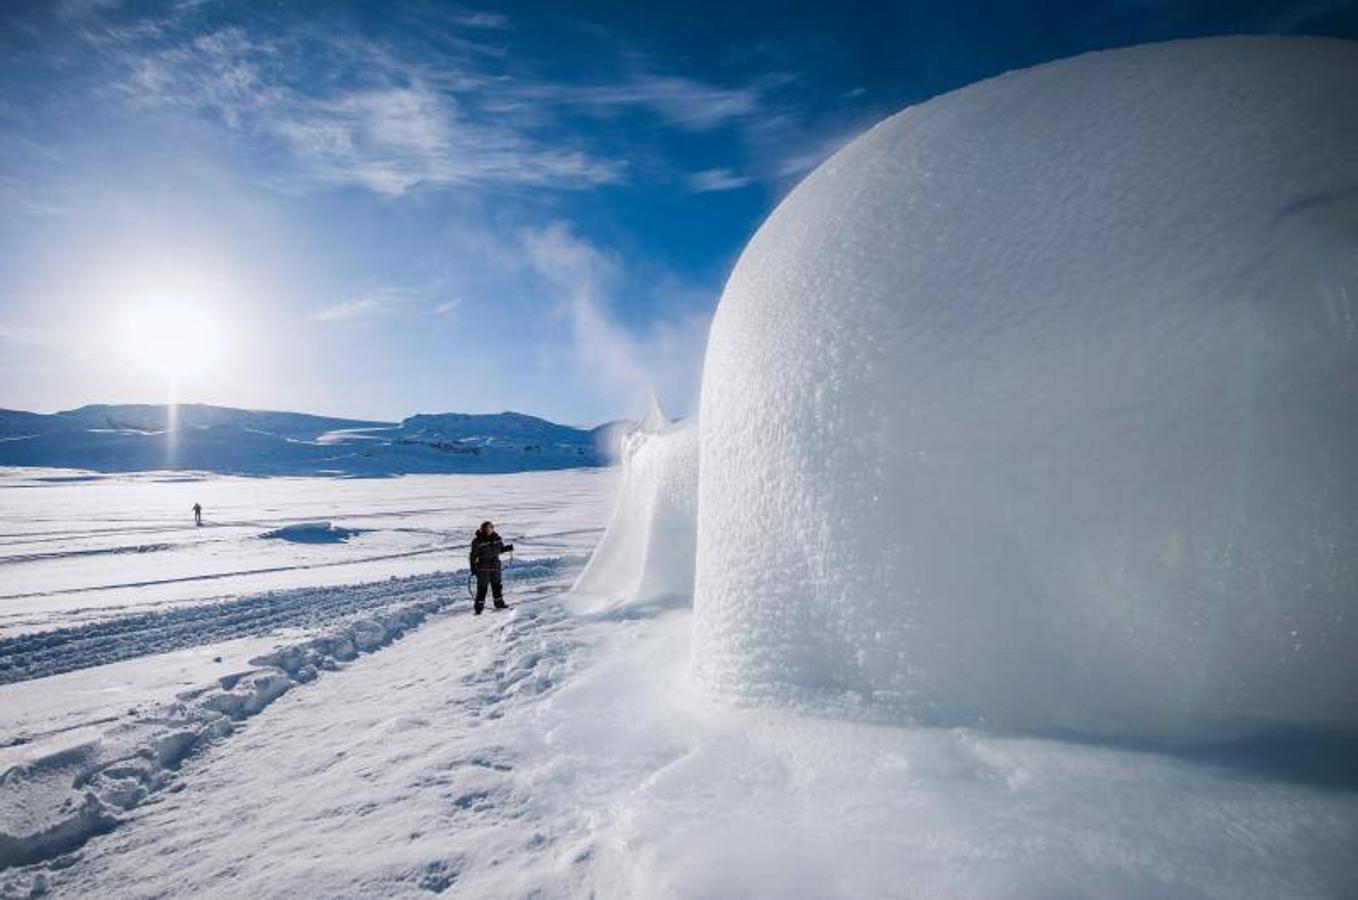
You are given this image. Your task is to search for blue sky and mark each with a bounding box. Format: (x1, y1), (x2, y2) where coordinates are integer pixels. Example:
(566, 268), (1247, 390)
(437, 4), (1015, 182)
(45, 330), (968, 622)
(2, 0), (1356, 425)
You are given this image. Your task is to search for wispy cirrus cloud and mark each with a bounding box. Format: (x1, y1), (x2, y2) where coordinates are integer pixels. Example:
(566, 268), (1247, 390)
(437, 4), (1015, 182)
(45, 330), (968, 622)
(317, 281), (465, 322)
(688, 167), (752, 193)
(559, 73), (764, 131)
(69, 5), (823, 199)
(273, 84), (625, 195)
(315, 296), (390, 321)
(92, 18), (626, 196)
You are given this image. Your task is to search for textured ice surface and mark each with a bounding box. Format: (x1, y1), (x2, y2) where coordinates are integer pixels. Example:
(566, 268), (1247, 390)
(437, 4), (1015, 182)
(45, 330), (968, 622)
(695, 37), (1358, 742)
(570, 401), (698, 615)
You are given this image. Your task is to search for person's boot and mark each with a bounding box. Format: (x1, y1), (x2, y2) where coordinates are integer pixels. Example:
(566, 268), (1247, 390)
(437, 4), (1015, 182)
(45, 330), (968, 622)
(474, 604), (483, 615)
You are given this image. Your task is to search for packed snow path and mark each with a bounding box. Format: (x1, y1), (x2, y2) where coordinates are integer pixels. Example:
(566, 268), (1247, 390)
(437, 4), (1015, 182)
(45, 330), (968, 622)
(0, 559), (570, 684)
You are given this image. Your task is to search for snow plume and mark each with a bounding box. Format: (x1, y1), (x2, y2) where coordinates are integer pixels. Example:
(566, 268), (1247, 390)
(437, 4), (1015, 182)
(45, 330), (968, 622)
(570, 403), (698, 614)
(521, 223), (709, 419)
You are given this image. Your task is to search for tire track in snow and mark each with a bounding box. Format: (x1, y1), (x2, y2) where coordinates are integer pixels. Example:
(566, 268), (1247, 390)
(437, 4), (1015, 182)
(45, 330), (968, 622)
(0, 545), (472, 602)
(0, 558), (575, 684)
(0, 569), (582, 877)
(0, 543), (173, 566)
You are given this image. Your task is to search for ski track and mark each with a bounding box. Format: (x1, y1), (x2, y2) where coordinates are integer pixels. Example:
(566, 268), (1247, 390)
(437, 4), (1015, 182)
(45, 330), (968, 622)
(0, 543), (174, 566)
(0, 567), (580, 882)
(10, 590), (590, 897)
(0, 546), (467, 602)
(0, 558), (575, 684)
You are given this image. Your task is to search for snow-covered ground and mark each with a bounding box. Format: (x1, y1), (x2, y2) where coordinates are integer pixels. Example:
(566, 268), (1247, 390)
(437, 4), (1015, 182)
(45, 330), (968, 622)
(0, 466), (612, 883)
(0, 467), (612, 640)
(1, 465), (1355, 897)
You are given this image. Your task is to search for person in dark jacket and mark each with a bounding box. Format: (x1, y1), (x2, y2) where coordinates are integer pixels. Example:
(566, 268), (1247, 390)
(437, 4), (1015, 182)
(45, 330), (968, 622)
(469, 521), (513, 614)
(192, 502), (203, 526)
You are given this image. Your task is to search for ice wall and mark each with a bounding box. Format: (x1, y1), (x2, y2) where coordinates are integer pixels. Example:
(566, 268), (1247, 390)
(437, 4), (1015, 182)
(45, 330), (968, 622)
(570, 401), (698, 614)
(694, 37), (1358, 742)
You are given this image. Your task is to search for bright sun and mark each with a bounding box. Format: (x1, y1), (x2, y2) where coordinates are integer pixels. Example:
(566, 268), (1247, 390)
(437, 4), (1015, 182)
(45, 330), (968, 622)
(121, 301), (229, 382)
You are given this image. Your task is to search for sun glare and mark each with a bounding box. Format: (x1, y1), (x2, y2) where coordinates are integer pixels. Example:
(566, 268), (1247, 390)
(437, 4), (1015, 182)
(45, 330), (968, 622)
(121, 301), (230, 382)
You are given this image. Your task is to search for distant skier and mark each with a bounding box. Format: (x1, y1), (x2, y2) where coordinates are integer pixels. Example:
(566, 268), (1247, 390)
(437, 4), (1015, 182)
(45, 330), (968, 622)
(469, 521), (513, 615)
(192, 502), (203, 527)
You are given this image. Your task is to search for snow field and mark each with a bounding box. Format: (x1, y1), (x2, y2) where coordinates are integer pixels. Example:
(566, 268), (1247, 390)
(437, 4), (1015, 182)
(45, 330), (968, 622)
(1, 449), (1355, 896)
(0, 467), (613, 636)
(0, 468), (612, 881)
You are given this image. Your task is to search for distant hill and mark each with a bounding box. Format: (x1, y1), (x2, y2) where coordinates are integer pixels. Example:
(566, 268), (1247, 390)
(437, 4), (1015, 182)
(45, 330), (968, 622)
(0, 404), (621, 476)
(52, 404), (386, 438)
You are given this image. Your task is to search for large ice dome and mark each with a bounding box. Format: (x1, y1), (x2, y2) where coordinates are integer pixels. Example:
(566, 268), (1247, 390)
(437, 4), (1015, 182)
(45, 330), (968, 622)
(693, 37), (1358, 742)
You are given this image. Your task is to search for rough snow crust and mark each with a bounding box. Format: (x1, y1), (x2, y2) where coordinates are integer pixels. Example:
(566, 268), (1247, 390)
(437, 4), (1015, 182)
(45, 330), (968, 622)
(570, 404), (697, 615)
(0, 594), (444, 870)
(695, 37), (1358, 742)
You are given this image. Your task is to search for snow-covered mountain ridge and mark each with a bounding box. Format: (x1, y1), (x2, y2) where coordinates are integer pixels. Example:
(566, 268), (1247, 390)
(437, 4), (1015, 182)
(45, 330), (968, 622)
(0, 404), (622, 475)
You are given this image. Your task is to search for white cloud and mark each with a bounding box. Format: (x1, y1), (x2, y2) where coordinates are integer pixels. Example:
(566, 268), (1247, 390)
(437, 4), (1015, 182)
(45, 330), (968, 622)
(564, 74), (762, 131)
(100, 25), (625, 196)
(266, 84), (626, 194)
(449, 10), (511, 30)
(318, 282), (467, 322)
(315, 296), (388, 321)
(688, 167), (752, 193)
(66, 6), (849, 202)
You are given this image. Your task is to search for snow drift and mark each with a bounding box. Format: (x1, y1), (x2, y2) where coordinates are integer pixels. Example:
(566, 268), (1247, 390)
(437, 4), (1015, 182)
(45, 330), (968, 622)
(261, 522), (360, 543)
(570, 401), (698, 614)
(694, 37), (1358, 743)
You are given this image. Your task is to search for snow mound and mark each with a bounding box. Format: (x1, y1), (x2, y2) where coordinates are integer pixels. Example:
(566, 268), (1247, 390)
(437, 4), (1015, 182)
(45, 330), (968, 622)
(569, 402), (698, 615)
(261, 522), (359, 543)
(694, 37), (1358, 742)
